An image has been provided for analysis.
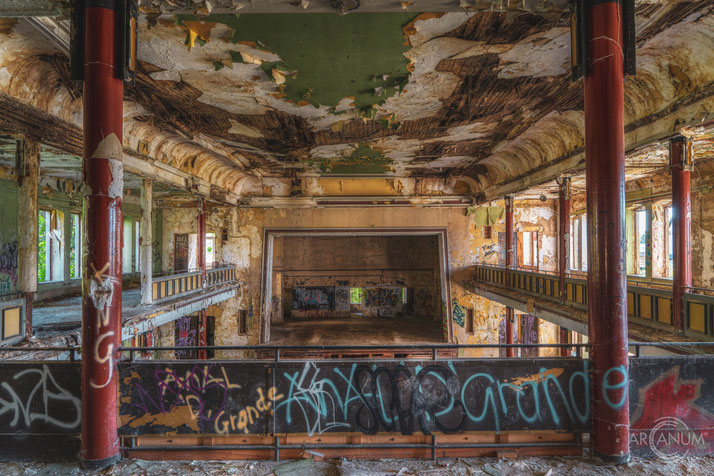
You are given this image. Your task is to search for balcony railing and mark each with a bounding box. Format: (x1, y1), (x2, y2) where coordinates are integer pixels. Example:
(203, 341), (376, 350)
(152, 264), (236, 303)
(474, 263), (713, 339)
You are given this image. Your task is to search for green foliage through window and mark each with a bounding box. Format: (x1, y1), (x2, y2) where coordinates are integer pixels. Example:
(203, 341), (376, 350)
(38, 212), (46, 282)
(350, 288), (362, 305)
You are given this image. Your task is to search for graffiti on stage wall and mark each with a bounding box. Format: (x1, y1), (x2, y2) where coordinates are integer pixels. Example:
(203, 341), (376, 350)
(363, 287), (402, 307)
(415, 287), (434, 318)
(292, 287), (335, 311)
(335, 286), (350, 312)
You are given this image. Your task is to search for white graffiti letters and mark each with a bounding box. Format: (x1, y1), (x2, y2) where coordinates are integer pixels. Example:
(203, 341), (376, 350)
(0, 365), (80, 430)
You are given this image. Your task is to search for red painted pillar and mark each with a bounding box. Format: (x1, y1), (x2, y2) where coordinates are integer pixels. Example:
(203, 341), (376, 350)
(197, 198), (206, 281)
(505, 196), (515, 357)
(560, 327), (569, 357)
(559, 177), (571, 300)
(81, 1), (123, 469)
(197, 199), (207, 359)
(671, 136), (691, 333)
(584, 0), (630, 463)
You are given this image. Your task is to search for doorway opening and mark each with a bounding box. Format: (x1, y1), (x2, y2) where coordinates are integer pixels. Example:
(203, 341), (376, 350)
(261, 229), (452, 345)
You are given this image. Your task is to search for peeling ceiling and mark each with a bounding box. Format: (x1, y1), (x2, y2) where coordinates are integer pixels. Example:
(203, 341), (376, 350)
(0, 1), (713, 203)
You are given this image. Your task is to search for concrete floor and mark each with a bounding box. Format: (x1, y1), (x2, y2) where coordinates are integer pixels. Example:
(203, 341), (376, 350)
(269, 317), (445, 345)
(32, 288), (144, 328)
(3, 456), (714, 476)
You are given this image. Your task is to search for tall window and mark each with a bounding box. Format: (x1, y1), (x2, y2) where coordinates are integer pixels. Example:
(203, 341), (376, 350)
(570, 216), (581, 270)
(523, 231), (532, 267)
(38, 211), (47, 282)
(70, 213), (81, 279)
(350, 288), (363, 304)
(122, 218), (133, 274)
(38, 209), (65, 282)
(580, 214), (587, 271)
(665, 206), (674, 278)
(635, 208), (647, 275)
(134, 219), (140, 273)
(206, 233), (216, 267)
(520, 231), (538, 268)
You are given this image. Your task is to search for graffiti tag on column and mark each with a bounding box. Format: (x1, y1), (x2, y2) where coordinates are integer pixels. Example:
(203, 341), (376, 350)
(88, 262), (116, 389)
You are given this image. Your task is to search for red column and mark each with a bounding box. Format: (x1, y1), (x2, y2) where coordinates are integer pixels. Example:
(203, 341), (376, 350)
(505, 196), (515, 357)
(560, 327), (569, 357)
(584, 1), (630, 463)
(197, 199), (207, 359)
(559, 177), (571, 300)
(671, 136), (691, 333)
(197, 198), (206, 282)
(81, 2), (123, 469)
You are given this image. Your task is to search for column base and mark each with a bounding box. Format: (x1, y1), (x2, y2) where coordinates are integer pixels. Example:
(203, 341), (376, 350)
(592, 450), (630, 465)
(80, 452), (122, 470)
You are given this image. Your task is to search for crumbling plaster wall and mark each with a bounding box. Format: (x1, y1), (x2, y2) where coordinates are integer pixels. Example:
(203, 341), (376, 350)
(160, 204), (236, 272)
(514, 199), (558, 272)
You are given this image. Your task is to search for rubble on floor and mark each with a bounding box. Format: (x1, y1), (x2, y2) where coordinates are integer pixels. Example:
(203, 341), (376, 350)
(2, 456), (713, 476)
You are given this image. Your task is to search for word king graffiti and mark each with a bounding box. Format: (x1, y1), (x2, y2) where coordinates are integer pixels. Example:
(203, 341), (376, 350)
(119, 359), (591, 436)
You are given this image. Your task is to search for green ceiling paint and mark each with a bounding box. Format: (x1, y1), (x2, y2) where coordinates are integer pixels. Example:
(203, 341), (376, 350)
(177, 13), (417, 109)
(310, 143), (394, 175)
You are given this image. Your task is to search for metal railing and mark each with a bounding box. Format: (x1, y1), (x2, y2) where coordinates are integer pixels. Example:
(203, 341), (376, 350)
(474, 263), (714, 339)
(152, 264), (236, 303)
(4, 341), (713, 363)
(118, 342), (591, 361)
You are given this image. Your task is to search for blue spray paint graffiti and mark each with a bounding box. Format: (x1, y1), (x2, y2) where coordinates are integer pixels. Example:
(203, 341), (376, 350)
(452, 299), (465, 327)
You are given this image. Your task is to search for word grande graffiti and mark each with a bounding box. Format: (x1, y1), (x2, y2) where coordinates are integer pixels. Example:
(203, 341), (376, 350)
(119, 359), (591, 436)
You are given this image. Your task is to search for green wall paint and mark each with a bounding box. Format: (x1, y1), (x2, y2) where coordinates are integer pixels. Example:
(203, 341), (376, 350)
(178, 13), (416, 110)
(0, 180), (19, 295)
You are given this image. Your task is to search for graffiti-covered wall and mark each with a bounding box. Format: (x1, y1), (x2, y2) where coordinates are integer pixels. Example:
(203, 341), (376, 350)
(119, 358), (591, 436)
(114, 355), (714, 459)
(0, 363), (81, 461)
(2, 356), (714, 461)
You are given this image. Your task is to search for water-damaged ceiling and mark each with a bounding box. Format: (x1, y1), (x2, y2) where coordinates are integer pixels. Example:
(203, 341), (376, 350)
(0, 1), (713, 202)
